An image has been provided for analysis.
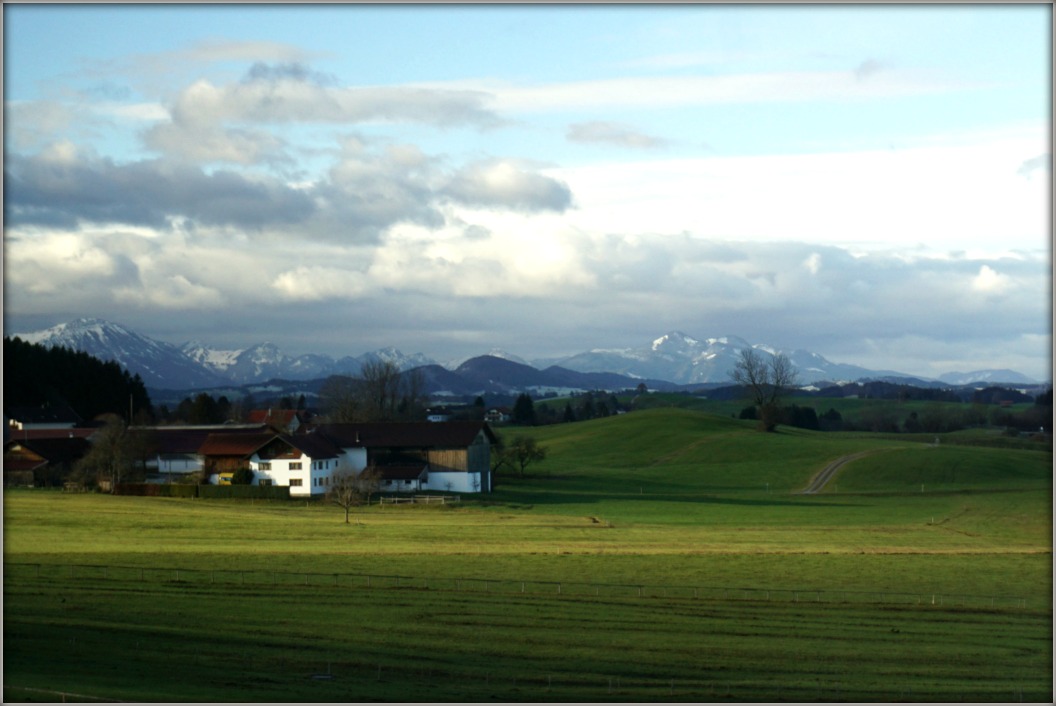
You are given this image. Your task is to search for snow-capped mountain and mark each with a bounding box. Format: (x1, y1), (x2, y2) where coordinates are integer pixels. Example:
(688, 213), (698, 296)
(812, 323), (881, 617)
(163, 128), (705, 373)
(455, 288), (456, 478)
(446, 348), (531, 369)
(14, 318), (227, 389)
(11, 319), (1039, 392)
(543, 330), (906, 385)
(182, 341), (437, 385)
(358, 347), (438, 372)
(181, 340), (241, 372)
(938, 369), (1039, 386)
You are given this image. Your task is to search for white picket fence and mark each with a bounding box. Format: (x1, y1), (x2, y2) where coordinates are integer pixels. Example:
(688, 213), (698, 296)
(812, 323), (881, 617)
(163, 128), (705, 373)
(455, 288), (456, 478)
(378, 495), (461, 505)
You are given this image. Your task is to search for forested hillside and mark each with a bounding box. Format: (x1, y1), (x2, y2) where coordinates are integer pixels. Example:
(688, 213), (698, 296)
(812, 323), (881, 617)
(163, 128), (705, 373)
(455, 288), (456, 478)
(4, 337), (152, 422)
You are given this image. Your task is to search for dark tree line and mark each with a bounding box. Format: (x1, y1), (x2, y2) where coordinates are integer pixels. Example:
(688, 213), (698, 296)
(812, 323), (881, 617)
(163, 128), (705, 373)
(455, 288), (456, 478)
(4, 337), (152, 422)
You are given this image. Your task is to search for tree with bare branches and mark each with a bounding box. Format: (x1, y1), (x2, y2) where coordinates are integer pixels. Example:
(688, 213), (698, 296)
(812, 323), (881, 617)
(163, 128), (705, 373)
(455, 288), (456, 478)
(327, 465), (382, 524)
(730, 347), (799, 432)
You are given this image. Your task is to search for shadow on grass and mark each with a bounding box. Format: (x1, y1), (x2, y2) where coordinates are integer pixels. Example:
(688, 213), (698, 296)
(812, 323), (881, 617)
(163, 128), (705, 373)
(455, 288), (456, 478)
(482, 488), (866, 509)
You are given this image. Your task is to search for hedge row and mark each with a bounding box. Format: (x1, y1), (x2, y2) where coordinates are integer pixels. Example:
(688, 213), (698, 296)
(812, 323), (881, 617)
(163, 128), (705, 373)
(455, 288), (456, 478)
(113, 484), (291, 500)
(199, 484), (292, 500)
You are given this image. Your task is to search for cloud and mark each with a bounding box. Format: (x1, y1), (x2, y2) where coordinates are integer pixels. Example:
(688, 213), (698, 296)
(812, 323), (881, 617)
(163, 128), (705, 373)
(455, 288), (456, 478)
(272, 266), (371, 301)
(4, 134), (580, 244)
(4, 101), (77, 151)
(1017, 153), (1049, 179)
(3, 145), (317, 230)
(462, 68), (979, 113)
(971, 264), (1011, 295)
(441, 159), (573, 213)
(567, 121), (668, 149)
(853, 58), (886, 81)
(142, 63), (503, 165)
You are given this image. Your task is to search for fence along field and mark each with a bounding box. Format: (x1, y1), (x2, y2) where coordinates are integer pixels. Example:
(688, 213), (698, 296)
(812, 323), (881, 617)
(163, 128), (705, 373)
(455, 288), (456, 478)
(3, 408), (1052, 701)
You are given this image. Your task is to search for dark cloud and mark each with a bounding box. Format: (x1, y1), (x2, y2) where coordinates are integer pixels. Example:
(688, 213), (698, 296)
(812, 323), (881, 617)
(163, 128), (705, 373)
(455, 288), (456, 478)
(4, 138), (577, 241)
(4, 151), (316, 230)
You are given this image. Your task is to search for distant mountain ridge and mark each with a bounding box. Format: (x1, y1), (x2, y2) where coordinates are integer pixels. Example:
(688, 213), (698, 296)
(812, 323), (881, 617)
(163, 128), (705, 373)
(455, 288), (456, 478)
(537, 331), (907, 386)
(9, 318), (1041, 393)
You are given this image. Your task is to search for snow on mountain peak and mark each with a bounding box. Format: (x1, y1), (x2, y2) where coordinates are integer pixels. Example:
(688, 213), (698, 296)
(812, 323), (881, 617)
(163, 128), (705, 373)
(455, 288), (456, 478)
(652, 331), (699, 352)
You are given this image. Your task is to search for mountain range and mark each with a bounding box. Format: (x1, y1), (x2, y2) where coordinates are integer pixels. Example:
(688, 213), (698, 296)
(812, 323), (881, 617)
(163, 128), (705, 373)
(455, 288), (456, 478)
(9, 318), (1042, 396)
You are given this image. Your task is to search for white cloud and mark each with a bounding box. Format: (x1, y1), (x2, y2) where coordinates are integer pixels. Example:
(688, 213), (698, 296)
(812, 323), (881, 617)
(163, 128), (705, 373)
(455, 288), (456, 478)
(548, 127), (1049, 254)
(567, 121), (668, 149)
(971, 265), (1011, 295)
(435, 68), (979, 113)
(273, 266), (371, 301)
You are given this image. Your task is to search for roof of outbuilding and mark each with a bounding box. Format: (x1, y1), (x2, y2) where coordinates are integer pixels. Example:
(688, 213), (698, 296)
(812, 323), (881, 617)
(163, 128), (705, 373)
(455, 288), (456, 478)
(377, 464), (428, 481)
(197, 432), (278, 457)
(311, 421), (496, 449)
(246, 409), (302, 426)
(198, 431), (341, 460)
(5, 437), (92, 463)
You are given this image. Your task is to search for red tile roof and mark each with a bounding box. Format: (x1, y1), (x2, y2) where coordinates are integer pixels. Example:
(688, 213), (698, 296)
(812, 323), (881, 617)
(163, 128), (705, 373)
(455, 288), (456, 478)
(247, 409), (301, 426)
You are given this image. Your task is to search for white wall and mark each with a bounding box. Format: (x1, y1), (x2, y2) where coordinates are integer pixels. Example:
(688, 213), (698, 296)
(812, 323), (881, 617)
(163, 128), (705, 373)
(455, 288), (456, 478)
(423, 471), (482, 494)
(251, 452), (339, 497)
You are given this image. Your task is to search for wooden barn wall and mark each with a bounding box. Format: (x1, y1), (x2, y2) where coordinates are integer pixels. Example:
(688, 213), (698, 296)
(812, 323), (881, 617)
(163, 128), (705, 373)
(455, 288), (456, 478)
(427, 449), (468, 473)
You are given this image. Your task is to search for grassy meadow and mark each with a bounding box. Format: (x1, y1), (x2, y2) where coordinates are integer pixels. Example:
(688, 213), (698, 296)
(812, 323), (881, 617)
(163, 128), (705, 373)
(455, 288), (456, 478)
(3, 408), (1052, 702)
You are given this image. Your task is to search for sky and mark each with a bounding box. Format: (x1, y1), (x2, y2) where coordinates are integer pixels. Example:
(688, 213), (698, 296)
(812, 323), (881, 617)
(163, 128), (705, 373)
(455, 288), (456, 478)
(3, 3), (1052, 380)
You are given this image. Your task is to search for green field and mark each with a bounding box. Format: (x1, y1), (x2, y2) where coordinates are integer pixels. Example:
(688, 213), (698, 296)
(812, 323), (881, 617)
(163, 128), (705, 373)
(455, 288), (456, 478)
(4, 409), (1052, 702)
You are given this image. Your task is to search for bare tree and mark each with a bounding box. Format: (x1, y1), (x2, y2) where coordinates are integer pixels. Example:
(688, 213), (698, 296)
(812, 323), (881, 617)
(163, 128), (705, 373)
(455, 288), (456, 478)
(327, 465), (382, 523)
(359, 359), (403, 420)
(730, 347), (799, 432)
(73, 413), (136, 490)
(320, 375), (364, 423)
(492, 434), (549, 479)
(322, 362), (425, 422)
(398, 367), (427, 420)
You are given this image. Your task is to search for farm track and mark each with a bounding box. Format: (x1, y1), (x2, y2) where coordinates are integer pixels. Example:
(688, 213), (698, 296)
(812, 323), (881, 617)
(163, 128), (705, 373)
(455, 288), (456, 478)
(800, 451), (876, 494)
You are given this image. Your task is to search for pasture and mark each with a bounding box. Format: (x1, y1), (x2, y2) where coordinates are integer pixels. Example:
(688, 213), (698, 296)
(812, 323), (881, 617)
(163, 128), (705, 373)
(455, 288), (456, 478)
(3, 408), (1052, 702)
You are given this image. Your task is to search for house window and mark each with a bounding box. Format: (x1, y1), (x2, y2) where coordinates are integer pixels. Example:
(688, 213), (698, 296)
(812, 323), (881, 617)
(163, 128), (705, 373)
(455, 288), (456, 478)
(260, 479), (273, 487)
(290, 462), (302, 470)
(290, 478), (303, 487)
(259, 462), (271, 471)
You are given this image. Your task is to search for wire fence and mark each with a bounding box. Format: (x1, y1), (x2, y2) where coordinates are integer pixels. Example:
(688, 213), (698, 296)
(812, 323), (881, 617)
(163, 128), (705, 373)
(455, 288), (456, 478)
(3, 561), (1031, 610)
(3, 685), (124, 702)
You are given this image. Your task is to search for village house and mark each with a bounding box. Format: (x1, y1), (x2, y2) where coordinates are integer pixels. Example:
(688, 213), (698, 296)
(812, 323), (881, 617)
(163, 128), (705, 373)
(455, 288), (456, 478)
(313, 421), (496, 494)
(245, 408), (306, 433)
(197, 430), (352, 497)
(484, 407), (511, 424)
(4, 436), (92, 487)
(134, 424), (269, 482)
(195, 422), (498, 495)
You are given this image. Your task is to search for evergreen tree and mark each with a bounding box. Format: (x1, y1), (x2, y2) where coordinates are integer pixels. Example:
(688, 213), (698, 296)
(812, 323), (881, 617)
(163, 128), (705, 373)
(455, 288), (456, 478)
(512, 393), (536, 425)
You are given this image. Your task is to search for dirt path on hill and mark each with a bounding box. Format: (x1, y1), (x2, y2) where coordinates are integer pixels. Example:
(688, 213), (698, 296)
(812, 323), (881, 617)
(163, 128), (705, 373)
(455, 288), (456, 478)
(799, 451), (875, 495)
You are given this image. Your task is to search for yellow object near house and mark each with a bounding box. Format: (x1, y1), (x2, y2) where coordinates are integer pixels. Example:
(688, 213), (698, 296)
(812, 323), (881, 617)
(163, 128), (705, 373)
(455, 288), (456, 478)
(217, 473), (234, 485)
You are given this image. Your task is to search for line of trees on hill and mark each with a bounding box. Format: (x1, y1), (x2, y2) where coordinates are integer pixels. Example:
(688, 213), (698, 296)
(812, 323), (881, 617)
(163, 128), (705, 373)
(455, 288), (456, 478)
(4, 337), (152, 423)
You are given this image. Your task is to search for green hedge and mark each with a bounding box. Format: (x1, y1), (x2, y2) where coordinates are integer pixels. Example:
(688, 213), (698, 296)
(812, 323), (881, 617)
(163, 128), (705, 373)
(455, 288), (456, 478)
(198, 484), (291, 500)
(114, 483), (197, 497)
(113, 484), (291, 500)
